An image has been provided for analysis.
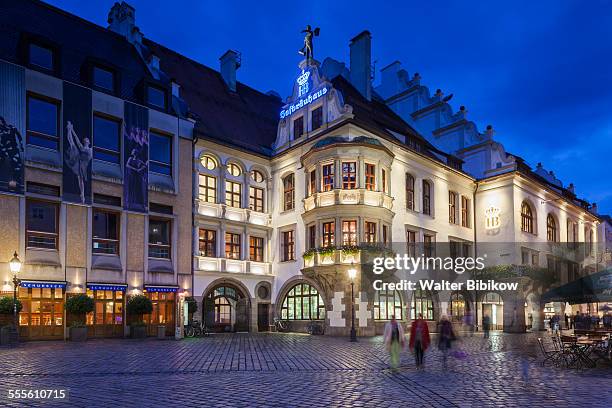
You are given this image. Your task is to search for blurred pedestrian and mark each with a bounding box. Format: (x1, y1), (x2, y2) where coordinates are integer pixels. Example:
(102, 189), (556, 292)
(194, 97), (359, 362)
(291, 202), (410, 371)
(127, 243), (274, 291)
(463, 310), (474, 336)
(437, 315), (456, 368)
(409, 313), (430, 368)
(482, 314), (491, 339)
(383, 315), (405, 370)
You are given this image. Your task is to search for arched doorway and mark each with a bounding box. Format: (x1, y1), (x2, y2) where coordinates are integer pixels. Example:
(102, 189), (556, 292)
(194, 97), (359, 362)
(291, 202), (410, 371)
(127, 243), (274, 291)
(481, 292), (503, 330)
(450, 291), (470, 323)
(203, 284), (250, 332)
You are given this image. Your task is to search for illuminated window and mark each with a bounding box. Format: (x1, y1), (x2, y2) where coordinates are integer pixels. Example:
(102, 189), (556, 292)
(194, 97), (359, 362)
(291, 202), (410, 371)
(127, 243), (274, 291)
(225, 181), (241, 207)
(365, 164), (376, 191)
(406, 173), (414, 210)
(450, 292), (467, 322)
(521, 201), (534, 233)
(308, 170), (316, 196)
(322, 222), (335, 247)
(342, 162), (356, 189)
(547, 214), (557, 242)
(251, 170), (264, 182)
(342, 220), (357, 246)
(249, 236), (264, 262)
(322, 163), (334, 192)
(374, 289), (402, 320)
(227, 163), (242, 177)
(365, 221), (377, 244)
(281, 283), (325, 320)
(199, 174), (217, 203)
(148, 219), (171, 259)
(422, 180), (431, 215)
(201, 155), (217, 170)
(410, 289), (434, 320)
(92, 210), (119, 255)
(283, 173), (295, 211)
(199, 229), (216, 257)
(249, 186), (264, 212)
(225, 232), (241, 259)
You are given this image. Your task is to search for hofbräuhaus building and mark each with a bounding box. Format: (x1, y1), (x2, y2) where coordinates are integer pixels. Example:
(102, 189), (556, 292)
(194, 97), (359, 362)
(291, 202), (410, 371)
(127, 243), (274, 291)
(0, 0), (603, 340)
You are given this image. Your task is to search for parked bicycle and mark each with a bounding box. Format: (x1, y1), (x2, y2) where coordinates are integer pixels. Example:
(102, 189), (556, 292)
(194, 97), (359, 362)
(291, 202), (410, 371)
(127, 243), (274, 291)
(184, 320), (210, 338)
(307, 320), (324, 335)
(274, 318), (290, 332)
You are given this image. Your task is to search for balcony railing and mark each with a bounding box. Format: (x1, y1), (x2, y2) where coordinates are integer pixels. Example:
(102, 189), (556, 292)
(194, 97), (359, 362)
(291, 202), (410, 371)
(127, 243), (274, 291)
(304, 189), (393, 212)
(196, 255), (273, 276)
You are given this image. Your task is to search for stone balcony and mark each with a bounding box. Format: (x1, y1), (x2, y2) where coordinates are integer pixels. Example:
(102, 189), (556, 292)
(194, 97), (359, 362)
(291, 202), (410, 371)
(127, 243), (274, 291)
(303, 189), (393, 212)
(195, 200), (270, 226)
(302, 245), (394, 268)
(196, 256), (273, 276)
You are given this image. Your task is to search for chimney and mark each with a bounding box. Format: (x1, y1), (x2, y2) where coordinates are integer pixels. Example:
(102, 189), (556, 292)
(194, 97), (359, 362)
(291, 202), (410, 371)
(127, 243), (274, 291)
(568, 183), (575, 193)
(377, 60), (401, 98)
(220, 50), (241, 92)
(349, 30), (372, 100)
(107, 2), (141, 45)
(591, 202), (598, 214)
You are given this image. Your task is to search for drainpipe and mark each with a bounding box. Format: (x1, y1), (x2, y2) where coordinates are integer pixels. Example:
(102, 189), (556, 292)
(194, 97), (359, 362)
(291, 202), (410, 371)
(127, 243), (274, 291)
(473, 181), (479, 331)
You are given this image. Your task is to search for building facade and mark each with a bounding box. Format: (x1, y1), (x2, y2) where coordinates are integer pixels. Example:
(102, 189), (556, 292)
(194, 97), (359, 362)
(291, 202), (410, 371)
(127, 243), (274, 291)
(0, 1), (605, 340)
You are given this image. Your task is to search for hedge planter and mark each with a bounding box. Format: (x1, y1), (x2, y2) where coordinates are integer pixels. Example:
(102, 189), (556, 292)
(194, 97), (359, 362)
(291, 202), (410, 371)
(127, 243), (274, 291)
(70, 326), (88, 342)
(130, 324), (147, 339)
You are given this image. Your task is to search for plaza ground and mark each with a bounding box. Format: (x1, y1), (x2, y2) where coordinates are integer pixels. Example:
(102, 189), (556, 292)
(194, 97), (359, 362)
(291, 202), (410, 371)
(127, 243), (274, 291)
(1, 332), (610, 407)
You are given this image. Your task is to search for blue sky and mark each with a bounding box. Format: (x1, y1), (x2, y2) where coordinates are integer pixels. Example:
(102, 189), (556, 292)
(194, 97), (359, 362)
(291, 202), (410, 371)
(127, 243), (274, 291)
(48, 0), (612, 214)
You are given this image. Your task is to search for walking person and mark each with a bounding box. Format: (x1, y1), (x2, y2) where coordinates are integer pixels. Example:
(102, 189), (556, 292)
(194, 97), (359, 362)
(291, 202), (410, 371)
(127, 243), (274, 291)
(409, 313), (430, 369)
(383, 315), (405, 370)
(482, 314), (491, 339)
(437, 315), (455, 368)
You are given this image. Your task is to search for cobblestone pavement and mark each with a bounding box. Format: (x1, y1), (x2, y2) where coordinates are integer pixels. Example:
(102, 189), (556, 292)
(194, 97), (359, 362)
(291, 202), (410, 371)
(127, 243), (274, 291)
(0, 332), (610, 407)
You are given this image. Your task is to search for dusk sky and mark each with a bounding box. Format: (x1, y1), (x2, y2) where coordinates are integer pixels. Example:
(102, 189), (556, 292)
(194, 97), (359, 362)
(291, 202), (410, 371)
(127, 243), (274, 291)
(48, 0), (612, 214)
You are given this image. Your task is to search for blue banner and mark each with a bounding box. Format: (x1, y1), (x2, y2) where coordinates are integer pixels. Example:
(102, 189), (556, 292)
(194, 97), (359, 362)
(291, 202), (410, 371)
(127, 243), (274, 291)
(0, 62), (25, 194)
(123, 102), (149, 212)
(62, 83), (92, 204)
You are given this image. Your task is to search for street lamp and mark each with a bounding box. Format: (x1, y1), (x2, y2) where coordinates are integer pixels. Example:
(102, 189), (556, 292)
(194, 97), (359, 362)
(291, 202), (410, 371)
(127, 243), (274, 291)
(348, 262), (357, 342)
(9, 251), (22, 331)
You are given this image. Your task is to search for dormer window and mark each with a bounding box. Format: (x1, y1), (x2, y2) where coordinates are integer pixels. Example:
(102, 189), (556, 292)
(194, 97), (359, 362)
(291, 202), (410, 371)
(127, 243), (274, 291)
(147, 85), (167, 110)
(293, 116), (304, 139)
(311, 106), (323, 130)
(93, 66), (115, 92)
(29, 43), (54, 70)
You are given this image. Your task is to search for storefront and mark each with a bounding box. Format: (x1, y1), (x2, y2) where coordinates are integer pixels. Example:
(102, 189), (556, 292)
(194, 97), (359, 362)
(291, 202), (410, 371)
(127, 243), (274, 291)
(18, 281), (66, 341)
(143, 286), (177, 336)
(85, 283), (127, 338)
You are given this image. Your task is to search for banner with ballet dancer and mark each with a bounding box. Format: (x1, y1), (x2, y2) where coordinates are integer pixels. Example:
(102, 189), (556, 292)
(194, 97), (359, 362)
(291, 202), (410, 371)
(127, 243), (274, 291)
(123, 102), (149, 213)
(62, 83), (93, 204)
(0, 62), (25, 194)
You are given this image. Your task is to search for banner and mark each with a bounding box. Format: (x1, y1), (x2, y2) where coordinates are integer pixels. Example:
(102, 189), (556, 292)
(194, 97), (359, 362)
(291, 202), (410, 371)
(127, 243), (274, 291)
(123, 102), (148, 212)
(0, 62), (25, 194)
(62, 82), (92, 204)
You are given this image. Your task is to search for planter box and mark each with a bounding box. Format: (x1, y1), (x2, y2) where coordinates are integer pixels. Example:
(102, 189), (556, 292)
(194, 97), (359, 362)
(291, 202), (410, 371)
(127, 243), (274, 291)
(70, 326), (88, 342)
(157, 325), (166, 339)
(130, 325), (147, 339)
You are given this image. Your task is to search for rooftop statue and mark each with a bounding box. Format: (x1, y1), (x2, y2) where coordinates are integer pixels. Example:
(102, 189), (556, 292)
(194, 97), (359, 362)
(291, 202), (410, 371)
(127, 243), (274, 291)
(299, 25), (320, 60)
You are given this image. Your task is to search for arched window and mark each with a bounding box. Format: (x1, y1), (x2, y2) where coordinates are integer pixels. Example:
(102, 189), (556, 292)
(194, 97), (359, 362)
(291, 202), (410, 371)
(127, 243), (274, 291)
(251, 170), (264, 183)
(281, 283), (325, 320)
(227, 162), (242, 177)
(450, 292), (467, 322)
(410, 289), (434, 320)
(374, 289), (403, 320)
(200, 154), (217, 170)
(422, 180), (431, 215)
(406, 174), (415, 210)
(521, 201), (534, 233)
(283, 173), (295, 211)
(546, 214), (557, 242)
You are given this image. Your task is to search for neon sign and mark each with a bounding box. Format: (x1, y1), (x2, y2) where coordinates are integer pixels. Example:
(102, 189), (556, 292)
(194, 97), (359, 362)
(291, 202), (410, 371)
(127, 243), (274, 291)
(280, 87), (327, 119)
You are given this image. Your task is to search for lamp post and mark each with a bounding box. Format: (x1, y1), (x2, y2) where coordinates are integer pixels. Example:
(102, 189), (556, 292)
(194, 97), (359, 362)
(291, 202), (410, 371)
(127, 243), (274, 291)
(9, 251), (22, 331)
(348, 262), (357, 342)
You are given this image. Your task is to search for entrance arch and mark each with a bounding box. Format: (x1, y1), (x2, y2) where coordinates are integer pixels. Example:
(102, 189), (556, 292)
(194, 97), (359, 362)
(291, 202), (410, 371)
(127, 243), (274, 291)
(203, 282), (251, 332)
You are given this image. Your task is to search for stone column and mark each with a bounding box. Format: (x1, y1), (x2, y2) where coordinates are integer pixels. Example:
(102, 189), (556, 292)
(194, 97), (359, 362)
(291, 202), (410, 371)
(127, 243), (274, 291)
(503, 295), (527, 333)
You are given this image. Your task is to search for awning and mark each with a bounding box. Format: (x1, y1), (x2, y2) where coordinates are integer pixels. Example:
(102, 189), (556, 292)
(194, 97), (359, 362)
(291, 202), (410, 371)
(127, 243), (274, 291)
(144, 285), (178, 293)
(87, 283), (128, 291)
(20, 280), (66, 289)
(541, 268), (612, 304)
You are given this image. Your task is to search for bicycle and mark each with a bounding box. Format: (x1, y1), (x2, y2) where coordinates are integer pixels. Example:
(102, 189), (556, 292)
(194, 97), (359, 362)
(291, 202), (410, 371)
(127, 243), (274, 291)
(184, 320), (210, 337)
(274, 318), (290, 332)
(307, 320), (324, 335)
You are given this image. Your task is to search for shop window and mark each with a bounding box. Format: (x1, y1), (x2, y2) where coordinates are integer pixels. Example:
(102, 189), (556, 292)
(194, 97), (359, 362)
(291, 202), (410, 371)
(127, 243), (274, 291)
(149, 131), (172, 175)
(199, 229), (216, 257)
(374, 289), (402, 320)
(93, 114), (121, 163)
(148, 218), (171, 259)
(85, 289), (124, 327)
(92, 210), (119, 254)
(27, 94), (59, 150)
(280, 283), (325, 320)
(26, 200), (58, 250)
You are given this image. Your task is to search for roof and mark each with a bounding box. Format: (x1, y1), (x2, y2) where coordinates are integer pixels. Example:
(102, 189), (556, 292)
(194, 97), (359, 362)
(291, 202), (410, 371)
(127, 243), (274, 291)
(144, 40), (282, 156)
(0, 0), (151, 103)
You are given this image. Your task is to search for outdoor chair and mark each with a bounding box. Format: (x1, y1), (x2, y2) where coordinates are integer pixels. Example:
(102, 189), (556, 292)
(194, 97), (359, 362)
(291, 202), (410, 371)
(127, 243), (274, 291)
(538, 337), (560, 366)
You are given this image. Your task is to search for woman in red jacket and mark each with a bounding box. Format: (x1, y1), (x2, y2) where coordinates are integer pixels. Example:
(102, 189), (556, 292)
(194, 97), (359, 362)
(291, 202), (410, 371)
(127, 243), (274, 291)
(409, 313), (431, 368)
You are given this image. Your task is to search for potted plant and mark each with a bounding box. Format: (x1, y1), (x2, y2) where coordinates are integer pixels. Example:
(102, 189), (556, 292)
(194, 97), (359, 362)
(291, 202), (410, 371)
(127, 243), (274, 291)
(0, 296), (22, 345)
(318, 246), (336, 263)
(126, 294), (152, 339)
(65, 294), (94, 342)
